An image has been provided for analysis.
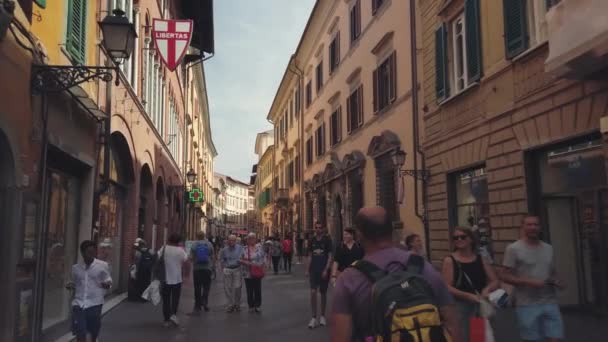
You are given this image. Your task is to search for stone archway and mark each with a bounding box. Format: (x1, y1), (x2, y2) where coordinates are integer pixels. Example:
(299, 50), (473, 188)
(138, 165), (154, 242)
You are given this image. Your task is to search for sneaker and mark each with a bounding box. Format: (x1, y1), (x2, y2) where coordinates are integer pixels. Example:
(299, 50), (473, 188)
(308, 317), (318, 329)
(319, 316), (327, 327)
(163, 321), (172, 328)
(169, 315), (179, 326)
(254, 307), (262, 313)
(227, 306), (235, 313)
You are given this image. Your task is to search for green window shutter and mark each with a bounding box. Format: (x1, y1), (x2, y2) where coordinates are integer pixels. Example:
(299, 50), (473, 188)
(34, 0), (47, 9)
(435, 24), (449, 101)
(465, 0), (482, 82)
(503, 0), (528, 59)
(67, 0), (87, 64)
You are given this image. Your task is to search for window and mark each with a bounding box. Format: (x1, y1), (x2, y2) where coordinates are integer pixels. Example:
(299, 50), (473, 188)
(373, 52), (397, 113)
(347, 85), (364, 133)
(288, 161), (294, 187)
(350, 0), (361, 43)
(306, 138), (313, 166)
(503, 0), (549, 58)
(66, 0), (87, 64)
(294, 156), (300, 182)
(290, 99), (294, 127)
(306, 81), (312, 108)
(449, 166), (491, 257)
(436, 0), (481, 100)
(330, 107), (342, 147)
(295, 86), (301, 114)
(329, 32), (340, 74)
(374, 153), (398, 223)
(316, 62), (324, 92)
(315, 123), (326, 157)
(372, 0), (385, 15)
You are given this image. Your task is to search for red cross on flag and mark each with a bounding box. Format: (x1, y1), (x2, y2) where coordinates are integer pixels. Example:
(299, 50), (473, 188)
(152, 19), (194, 71)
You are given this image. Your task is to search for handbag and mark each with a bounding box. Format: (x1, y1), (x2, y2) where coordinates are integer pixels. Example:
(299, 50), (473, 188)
(248, 247), (265, 279)
(152, 246), (167, 283)
(453, 255), (496, 318)
(469, 316), (495, 342)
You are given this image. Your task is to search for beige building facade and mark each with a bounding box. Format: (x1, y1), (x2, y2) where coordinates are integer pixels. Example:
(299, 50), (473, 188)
(421, 0), (608, 311)
(267, 0), (425, 243)
(254, 130), (276, 236)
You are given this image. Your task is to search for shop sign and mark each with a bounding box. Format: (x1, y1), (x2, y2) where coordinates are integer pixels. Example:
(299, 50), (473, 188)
(152, 19), (193, 71)
(189, 188), (204, 203)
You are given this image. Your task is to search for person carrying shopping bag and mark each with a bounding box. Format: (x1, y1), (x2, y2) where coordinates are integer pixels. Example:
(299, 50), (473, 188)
(240, 233), (265, 313)
(442, 227), (499, 341)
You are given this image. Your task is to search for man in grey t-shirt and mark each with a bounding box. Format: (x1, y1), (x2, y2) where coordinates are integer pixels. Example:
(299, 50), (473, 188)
(503, 215), (565, 342)
(189, 231), (215, 314)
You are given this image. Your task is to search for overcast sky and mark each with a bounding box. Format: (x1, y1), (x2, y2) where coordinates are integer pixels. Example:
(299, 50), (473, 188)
(205, 0), (315, 183)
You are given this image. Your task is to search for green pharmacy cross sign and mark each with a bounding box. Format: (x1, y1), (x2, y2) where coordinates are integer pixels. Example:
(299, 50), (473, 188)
(189, 188), (204, 203)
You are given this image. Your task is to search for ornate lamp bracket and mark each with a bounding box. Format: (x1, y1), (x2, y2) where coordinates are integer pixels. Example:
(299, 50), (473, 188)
(398, 169), (430, 182)
(31, 64), (117, 94)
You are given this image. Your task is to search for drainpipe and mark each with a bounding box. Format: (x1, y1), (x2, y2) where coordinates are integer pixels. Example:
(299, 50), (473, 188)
(409, 0), (431, 260)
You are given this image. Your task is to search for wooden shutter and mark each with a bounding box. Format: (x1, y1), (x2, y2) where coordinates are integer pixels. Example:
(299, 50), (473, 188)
(435, 24), (449, 101)
(337, 107), (342, 142)
(34, 0), (46, 8)
(465, 0), (482, 82)
(389, 51), (397, 103)
(503, 0), (528, 59)
(336, 32), (340, 69)
(373, 68), (379, 113)
(358, 85), (364, 125)
(67, 0), (87, 64)
(346, 93), (352, 133)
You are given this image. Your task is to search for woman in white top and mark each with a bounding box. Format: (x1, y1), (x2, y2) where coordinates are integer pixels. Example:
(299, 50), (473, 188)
(158, 233), (188, 327)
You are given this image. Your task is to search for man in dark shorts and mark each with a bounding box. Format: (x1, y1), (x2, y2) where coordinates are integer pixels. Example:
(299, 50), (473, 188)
(331, 207), (463, 342)
(305, 221), (333, 329)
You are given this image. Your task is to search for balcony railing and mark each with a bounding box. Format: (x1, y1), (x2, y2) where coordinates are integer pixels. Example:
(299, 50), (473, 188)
(275, 188), (289, 205)
(546, 0), (608, 78)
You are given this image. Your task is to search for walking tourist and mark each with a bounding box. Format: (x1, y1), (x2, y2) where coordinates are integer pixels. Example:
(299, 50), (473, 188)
(441, 227), (499, 341)
(188, 231), (214, 315)
(296, 233), (304, 264)
(282, 233), (294, 273)
(158, 233), (189, 327)
(331, 228), (364, 287)
(130, 238), (155, 301)
(220, 234), (244, 313)
(331, 207), (462, 342)
(270, 236), (282, 275)
(67, 240), (112, 342)
(241, 233), (265, 313)
(502, 215), (565, 342)
(405, 233), (425, 256)
(306, 221), (333, 329)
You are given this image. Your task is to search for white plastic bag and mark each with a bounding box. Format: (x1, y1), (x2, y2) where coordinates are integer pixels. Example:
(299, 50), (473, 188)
(129, 264), (137, 280)
(480, 298), (496, 318)
(485, 318), (495, 342)
(141, 280), (161, 305)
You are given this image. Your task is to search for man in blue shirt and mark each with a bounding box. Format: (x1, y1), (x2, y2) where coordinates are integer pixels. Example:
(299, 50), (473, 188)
(220, 234), (244, 312)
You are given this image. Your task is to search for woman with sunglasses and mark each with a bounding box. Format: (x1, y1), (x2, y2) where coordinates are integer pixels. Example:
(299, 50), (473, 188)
(442, 227), (499, 341)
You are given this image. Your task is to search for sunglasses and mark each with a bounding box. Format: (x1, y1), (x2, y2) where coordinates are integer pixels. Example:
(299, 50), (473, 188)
(452, 235), (468, 241)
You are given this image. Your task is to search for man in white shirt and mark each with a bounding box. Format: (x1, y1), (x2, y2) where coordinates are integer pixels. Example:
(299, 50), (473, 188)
(158, 233), (189, 327)
(68, 240), (112, 342)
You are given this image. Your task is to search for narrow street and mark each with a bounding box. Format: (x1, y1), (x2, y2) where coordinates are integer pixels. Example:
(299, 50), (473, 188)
(100, 265), (330, 342)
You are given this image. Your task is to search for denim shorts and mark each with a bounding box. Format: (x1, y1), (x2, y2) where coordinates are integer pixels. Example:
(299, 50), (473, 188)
(515, 304), (564, 340)
(72, 305), (103, 338)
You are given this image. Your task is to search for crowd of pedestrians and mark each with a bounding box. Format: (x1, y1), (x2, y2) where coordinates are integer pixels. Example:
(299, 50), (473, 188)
(67, 207), (568, 342)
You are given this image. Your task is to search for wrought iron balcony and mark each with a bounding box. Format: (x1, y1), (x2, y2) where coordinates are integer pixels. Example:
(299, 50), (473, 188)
(275, 188), (289, 205)
(546, 0), (608, 78)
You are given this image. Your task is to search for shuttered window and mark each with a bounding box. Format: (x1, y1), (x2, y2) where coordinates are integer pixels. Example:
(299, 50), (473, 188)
(348, 171), (364, 225)
(66, 0), (87, 64)
(372, 0), (385, 15)
(375, 153), (398, 223)
(329, 32), (340, 74)
(315, 123), (326, 157)
(306, 138), (313, 166)
(373, 51), (397, 113)
(350, 0), (361, 43)
(503, 0), (528, 59)
(347, 85), (364, 133)
(465, 0), (482, 82)
(306, 81), (312, 108)
(330, 107), (342, 147)
(316, 62), (324, 92)
(435, 24), (449, 101)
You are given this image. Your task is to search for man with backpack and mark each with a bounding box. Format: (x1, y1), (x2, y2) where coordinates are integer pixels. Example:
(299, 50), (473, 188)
(282, 233), (294, 273)
(189, 231), (215, 315)
(132, 238), (156, 301)
(331, 207), (463, 342)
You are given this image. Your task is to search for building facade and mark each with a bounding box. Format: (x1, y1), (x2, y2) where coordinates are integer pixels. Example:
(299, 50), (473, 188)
(0, 0), (214, 340)
(421, 0), (608, 311)
(253, 130), (275, 236)
(267, 0), (425, 243)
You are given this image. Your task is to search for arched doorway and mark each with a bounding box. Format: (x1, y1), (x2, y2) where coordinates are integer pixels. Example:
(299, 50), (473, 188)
(334, 195), (343, 244)
(155, 177), (165, 249)
(98, 132), (134, 289)
(138, 165), (153, 242)
(0, 129), (16, 342)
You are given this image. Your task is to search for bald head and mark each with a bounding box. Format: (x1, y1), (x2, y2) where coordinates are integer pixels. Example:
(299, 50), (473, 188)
(355, 206), (392, 242)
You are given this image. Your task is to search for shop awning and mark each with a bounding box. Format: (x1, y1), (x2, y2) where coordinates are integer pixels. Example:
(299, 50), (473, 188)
(180, 0), (214, 56)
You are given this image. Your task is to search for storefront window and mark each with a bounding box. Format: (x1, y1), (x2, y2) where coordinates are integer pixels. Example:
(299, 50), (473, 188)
(98, 184), (123, 288)
(42, 172), (80, 330)
(450, 166), (492, 260)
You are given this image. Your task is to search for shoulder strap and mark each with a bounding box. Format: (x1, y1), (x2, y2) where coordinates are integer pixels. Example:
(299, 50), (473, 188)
(406, 254), (425, 274)
(352, 260), (386, 284)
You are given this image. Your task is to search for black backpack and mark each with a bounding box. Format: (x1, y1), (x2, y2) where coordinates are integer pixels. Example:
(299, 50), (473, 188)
(352, 255), (452, 342)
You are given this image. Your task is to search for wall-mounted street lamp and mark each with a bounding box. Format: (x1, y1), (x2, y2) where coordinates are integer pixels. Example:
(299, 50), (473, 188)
(391, 149), (430, 182)
(31, 9), (137, 93)
(186, 168), (198, 184)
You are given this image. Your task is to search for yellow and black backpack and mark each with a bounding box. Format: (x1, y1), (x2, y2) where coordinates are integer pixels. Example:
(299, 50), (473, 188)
(352, 255), (452, 342)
